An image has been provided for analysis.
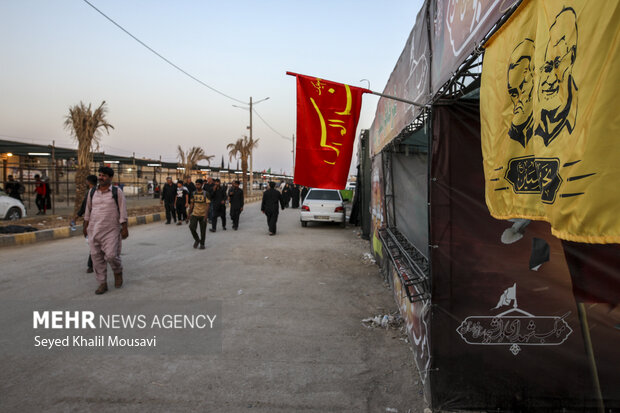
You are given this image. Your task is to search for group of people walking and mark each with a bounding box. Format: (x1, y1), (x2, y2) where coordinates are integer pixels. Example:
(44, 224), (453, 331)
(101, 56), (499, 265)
(160, 176), (245, 249)
(280, 183), (305, 209)
(71, 171), (304, 294)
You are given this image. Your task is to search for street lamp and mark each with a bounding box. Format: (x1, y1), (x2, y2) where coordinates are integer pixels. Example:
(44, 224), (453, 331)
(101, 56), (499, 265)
(232, 96), (269, 196)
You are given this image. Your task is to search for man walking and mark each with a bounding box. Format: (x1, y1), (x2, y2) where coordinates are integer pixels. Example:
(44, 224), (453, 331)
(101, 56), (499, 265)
(209, 179), (226, 232)
(261, 181), (284, 235)
(160, 177), (177, 224)
(228, 180), (244, 230)
(188, 179), (210, 249)
(83, 166), (128, 295)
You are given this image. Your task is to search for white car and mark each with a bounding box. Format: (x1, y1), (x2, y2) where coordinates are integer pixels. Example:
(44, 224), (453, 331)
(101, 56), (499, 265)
(0, 189), (27, 220)
(300, 188), (345, 228)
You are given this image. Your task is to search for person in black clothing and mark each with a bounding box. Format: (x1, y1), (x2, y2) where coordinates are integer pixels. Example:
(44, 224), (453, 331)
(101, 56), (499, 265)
(204, 176), (215, 224)
(4, 175), (23, 201)
(228, 180), (244, 230)
(44, 177), (52, 211)
(282, 183), (291, 208)
(291, 184), (300, 208)
(301, 186), (309, 203)
(75, 175), (98, 273)
(185, 177), (196, 199)
(160, 177), (177, 224)
(261, 181), (284, 235)
(175, 180), (189, 225)
(209, 179), (226, 232)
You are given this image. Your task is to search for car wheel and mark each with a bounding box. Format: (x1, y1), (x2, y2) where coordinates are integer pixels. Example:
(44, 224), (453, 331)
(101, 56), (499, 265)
(6, 207), (22, 220)
(301, 221), (308, 227)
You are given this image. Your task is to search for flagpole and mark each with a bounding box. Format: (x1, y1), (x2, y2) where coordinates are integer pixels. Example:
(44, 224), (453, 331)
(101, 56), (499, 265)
(366, 90), (427, 108)
(286, 71), (427, 107)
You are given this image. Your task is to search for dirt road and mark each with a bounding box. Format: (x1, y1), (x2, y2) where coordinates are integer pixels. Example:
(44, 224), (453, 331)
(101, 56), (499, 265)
(0, 201), (425, 412)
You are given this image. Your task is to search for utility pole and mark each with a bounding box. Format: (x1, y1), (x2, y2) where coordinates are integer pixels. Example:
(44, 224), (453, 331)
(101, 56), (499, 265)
(249, 96), (253, 197)
(233, 96), (269, 196)
(50, 141), (56, 215)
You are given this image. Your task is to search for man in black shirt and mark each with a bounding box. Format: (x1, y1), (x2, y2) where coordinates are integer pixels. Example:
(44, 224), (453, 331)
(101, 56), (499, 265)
(204, 176), (215, 224)
(160, 176), (177, 224)
(209, 179), (227, 232)
(228, 180), (244, 230)
(261, 181), (284, 235)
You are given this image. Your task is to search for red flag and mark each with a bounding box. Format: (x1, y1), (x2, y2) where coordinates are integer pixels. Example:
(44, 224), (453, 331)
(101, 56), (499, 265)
(288, 72), (369, 189)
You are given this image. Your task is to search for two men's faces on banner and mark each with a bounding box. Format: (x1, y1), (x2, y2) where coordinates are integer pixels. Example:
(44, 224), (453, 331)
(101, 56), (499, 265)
(507, 7), (578, 148)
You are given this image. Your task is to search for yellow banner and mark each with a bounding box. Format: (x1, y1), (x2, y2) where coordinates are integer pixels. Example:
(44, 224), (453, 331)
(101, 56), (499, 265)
(481, 0), (620, 243)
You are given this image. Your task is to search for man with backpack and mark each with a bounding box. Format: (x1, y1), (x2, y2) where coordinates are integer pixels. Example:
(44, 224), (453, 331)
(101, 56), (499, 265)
(188, 178), (210, 249)
(83, 166), (128, 295)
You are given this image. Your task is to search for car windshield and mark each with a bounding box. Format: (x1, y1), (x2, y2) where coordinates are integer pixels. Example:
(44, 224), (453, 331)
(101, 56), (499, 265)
(305, 190), (340, 201)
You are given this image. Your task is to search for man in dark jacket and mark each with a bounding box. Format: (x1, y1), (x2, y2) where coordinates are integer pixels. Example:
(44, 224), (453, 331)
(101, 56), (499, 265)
(228, 180), (244, 230)
(160, 177), (177, 224)
(301, 186), (309, 203)
(261, 181), (284, 235)
(204, 176), (215, 223)
(209, 179), (227, 232)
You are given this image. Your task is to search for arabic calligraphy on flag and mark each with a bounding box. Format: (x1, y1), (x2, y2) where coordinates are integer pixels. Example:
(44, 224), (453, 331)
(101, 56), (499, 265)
(288, 72), (369, 189)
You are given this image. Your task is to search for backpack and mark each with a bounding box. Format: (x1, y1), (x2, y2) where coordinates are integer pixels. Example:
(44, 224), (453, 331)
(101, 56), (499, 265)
(89, 186), (120, 213)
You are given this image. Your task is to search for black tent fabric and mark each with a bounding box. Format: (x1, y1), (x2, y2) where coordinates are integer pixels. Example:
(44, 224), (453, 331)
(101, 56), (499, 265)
(427, 100), (620, 411)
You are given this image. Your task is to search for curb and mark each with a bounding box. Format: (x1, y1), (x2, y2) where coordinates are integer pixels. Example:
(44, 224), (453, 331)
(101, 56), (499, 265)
(0, 213), (163, 248)
(0, 198), (263, 248)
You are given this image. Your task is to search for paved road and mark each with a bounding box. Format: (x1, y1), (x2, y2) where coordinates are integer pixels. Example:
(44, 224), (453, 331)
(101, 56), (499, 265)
(0, 201), (424, 412)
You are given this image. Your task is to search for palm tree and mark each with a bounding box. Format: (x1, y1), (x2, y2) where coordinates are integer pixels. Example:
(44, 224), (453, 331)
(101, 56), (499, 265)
(177, 146), (214, 180)
(64, 101), (114, 216)
(227, 136), (259, 196)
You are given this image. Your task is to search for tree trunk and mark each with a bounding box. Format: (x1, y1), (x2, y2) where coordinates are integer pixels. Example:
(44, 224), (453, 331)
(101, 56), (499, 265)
(241, 157), (248, 197)
(74, 166), (89, 217)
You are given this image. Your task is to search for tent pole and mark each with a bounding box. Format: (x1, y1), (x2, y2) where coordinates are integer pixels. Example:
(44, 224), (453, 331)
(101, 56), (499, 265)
(577, 302), (605, 413)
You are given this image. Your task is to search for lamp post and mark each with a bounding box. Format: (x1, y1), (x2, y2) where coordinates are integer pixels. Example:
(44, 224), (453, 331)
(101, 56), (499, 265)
(233, 96), (269, 196)
(280, 134), (295, 178)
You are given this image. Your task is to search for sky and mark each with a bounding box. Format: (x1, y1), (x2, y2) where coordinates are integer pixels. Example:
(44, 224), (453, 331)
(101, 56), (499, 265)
(0, 0), (424, 175)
